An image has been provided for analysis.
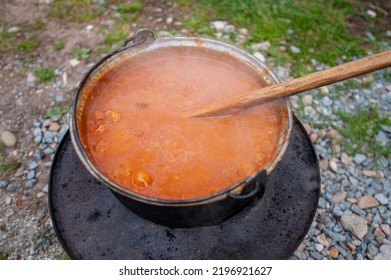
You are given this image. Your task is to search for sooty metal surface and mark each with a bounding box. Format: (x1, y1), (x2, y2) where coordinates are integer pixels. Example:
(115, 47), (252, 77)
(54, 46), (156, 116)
(49, 116), (320, 259)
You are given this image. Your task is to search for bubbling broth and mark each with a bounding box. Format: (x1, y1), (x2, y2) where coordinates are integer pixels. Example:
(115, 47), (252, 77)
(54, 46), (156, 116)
(77, 47), (286, 200)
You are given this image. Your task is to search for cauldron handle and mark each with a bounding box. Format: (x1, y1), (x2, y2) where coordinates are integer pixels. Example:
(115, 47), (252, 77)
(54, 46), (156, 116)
(123, 28), (155, 49)
(227, 170), (267, 200)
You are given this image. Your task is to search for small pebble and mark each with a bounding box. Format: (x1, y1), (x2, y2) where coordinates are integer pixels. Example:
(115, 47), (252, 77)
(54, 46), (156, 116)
(340, 214), (368, 240)
(36, 192), (46, 199)
(302, 95), (313, 105)
(310, 133), (318, 143)
(166, 17), (173, 25)
(42, 119), (52, 127)
(55, 95), (64, 103)
(33, 127), (42, 136)
(329, 158), (338, 173)
(358, 195), (379, 209)
(374, 193), (389, 205)
(7, 26), (21, 33)
(374, 227), (386, 239)
(1, 131), (17, 147)
(374, 245), (391, 260)
(332, 204), (344, 216)
(332, 191), (347, 204)
(43, 147), (55, 155)
(330, 247), (339, 258)
(251, 41), (271, 52)
(354, 154), (367, 165)
(363, 170), (378, 177)
(43, 184), (49, 193)
(253, 51), (266, 63)
(309, 250), (322, 260)
(210, 21), (227, 32)
(289, 45), (301, 54)
(49, 122), (61, 132)
(34, 135), (42, 144)
(27, 170), (36, 180)
(366, 9), (376, 18)
(0, 179), (9, 189)
(26, 179), (37, 188)
(28, 161), (38, 170)
(5, 197), (11, 205)
(303, 123), (312, 134)
(69, 59), (80, 67)
(6, 183), (18, 191)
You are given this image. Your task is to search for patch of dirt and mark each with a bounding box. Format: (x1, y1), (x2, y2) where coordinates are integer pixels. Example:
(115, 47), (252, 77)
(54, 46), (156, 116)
(1, 0), (49, 24)
(347, 0), (391, 39)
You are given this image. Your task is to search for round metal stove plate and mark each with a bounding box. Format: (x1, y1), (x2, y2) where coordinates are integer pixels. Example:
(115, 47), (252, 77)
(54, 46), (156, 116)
(49, 116), (320, 259)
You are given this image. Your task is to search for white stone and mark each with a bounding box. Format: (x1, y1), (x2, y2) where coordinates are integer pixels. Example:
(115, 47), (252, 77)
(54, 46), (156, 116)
(302, 95), (313, 106)
(340, 214), (368, 240)
(366, 9), (377, 18)
(341, 153), (350, 165)
(224, 24), (235, 33)
(69, 59), (80, 67)
(253, 51), (266, 63)
(166, 17), (174, 24)
(1, 131), (17, 147)
(27, 72), (36, 83)
(210, 21), (227, 32)
(86, 25), (93, 31)
(5, 197), (11, 205)
(290, 45), (301, 54)
(7, 26), (21, 33)
(239, 28), (248, 35)
(315, 244), (324, 252)
(320, 86), (329, 95)
(329, 158), (338, 173)
(251, 41), (271, 52)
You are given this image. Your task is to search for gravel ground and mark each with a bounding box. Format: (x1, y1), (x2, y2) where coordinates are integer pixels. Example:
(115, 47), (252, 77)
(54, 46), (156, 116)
(289, 71), (391, 260)
(1, 1), (390, 260)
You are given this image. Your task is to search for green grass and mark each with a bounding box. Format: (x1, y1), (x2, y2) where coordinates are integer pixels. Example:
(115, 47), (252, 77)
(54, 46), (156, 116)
(117, 1), (142, 13)
(49, 0), (101, 22)
(104, 25), (128, 46)
(55, 251), (72, 260)
(17, 36), (41, 53)
(0, 247), (15, 260)
(333, 106), (391, 159)
(179, 0), (365, 77)
(32, 20), (46, 30)
(0, 154), (20, 174)
(102, 1), (142, 47)
(0, 31), (18, 52)
(46, 106), (70, 119)
(385, 70), (391, 82)
(54, 41), (65, 51)
(72, 47), (90, 59)
(34, 67), (55, 83)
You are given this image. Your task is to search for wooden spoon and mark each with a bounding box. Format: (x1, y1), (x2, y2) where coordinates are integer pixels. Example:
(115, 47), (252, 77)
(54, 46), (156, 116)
(186, 50), (391, 118)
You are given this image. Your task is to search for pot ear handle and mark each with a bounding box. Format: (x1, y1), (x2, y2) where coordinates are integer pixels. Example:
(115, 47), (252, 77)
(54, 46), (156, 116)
(123, 28), (155, 48)
(227, 170), (267, 200)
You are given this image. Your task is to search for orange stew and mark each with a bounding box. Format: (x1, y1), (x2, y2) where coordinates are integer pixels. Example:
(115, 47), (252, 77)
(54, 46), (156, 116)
(78, 47), (286, 200)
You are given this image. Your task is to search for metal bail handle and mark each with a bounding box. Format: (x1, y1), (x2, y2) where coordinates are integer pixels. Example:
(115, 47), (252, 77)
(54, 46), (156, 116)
(227, 170), (267, 200)
(123, 28), (155, 49)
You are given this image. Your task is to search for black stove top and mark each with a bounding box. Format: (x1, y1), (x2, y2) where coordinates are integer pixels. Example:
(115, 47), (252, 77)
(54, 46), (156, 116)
(49, 116), (320, 259)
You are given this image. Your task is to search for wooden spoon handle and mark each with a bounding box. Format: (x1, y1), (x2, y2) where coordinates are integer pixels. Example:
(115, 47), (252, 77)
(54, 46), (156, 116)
(186, 50), (391, 118)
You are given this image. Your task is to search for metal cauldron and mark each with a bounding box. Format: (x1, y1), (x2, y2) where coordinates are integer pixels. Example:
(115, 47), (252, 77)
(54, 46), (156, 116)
(69, 29), (293, 228)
